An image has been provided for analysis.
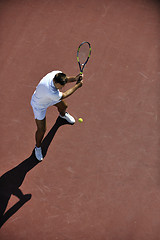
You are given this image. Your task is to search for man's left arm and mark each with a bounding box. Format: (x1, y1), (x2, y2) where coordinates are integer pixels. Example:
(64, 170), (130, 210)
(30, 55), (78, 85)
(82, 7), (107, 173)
(66, 74), (83, 83)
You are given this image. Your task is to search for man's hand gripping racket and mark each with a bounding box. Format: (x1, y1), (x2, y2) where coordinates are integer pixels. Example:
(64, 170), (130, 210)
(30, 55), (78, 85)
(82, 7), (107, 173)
(76, 41), (91, 84)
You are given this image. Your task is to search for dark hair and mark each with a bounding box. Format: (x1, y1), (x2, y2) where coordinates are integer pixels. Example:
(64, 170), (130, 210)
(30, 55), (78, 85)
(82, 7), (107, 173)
(54, 72), (67, 85)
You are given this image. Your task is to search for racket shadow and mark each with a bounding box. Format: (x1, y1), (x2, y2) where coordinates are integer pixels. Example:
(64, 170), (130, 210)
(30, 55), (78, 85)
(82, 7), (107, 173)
(0, 117), (70, 228)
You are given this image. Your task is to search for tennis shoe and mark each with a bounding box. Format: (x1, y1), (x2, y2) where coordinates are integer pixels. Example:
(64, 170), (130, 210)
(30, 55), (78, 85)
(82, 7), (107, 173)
(35, 146), (43, 161)
(60, 112), (75, 124)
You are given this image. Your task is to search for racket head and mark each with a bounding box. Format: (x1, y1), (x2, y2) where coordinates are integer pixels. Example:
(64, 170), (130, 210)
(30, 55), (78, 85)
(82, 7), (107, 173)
(77, 41), (91, 73)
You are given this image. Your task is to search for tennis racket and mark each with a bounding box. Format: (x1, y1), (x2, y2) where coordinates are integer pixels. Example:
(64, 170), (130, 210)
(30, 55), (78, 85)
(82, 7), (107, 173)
(77, 41), (91, 75)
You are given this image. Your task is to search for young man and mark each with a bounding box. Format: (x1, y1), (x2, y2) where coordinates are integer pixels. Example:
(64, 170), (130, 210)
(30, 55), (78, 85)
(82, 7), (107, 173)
(31, 70), (83, 161)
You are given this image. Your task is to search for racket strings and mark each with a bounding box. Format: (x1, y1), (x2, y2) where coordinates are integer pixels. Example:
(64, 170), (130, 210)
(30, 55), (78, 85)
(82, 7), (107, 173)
(78, 43), (90, 64)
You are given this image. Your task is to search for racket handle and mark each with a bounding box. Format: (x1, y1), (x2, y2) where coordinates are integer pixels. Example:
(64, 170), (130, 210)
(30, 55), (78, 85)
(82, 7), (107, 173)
(76, 74), (83, 84)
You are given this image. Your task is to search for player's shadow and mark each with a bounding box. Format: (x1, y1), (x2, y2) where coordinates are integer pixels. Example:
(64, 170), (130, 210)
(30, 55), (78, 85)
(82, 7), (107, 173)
(0, 117), (70, 228)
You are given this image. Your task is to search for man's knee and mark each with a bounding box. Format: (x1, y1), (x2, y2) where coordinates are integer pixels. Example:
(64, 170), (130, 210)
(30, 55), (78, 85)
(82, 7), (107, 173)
(56, 101), (68, 111)
(36, 118), (46, 133)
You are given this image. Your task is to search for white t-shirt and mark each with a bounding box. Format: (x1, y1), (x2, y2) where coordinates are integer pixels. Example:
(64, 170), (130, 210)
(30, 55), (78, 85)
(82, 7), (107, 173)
(31, 70), (63, 109)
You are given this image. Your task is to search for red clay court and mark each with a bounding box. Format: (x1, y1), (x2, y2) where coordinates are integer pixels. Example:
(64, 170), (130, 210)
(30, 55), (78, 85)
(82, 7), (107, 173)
(0, 0), (160, 239)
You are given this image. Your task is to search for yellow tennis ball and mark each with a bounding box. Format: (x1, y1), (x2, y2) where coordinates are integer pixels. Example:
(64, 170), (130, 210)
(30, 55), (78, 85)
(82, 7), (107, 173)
(78, 118), (83, 123)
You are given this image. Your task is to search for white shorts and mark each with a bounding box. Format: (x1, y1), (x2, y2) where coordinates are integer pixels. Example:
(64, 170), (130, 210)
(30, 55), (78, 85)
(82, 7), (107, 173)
(31, 105), (47, 120)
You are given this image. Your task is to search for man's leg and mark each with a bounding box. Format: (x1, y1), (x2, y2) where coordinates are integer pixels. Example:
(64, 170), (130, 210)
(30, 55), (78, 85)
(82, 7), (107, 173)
(54, 100), (68, 116)
(35, 117), (46, 148)
(54, 100), (75, 124)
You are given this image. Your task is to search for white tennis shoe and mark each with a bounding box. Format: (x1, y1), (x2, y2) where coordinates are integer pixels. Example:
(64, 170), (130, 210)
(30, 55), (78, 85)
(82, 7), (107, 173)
(60, 112), (75, 124)
(35, 146), (43, 161)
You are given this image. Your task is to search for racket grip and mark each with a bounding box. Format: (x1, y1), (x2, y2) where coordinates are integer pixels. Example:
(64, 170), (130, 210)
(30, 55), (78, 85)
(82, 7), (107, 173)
(76, 74), (83, 83)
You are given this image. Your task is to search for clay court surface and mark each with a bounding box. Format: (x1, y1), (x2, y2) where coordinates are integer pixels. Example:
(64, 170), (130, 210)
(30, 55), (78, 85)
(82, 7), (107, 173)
(0, 0), (160, 239)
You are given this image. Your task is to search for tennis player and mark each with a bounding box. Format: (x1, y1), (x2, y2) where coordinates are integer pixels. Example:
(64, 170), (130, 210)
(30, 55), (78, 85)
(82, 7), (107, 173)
(31, 70), (83, 161)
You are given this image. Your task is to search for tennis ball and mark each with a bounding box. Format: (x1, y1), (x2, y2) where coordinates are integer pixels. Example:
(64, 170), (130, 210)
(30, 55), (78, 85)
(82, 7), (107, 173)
(78, 118), (83, 123)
